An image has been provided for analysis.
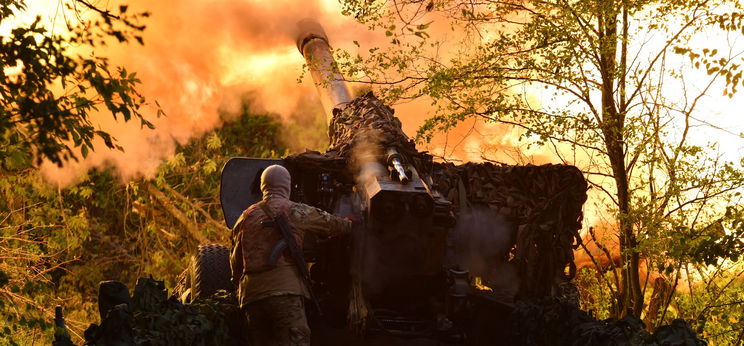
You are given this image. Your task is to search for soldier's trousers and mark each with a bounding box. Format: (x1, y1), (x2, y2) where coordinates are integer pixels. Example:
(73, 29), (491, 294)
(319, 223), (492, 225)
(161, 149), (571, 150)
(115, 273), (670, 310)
(243, 295), (311, 346)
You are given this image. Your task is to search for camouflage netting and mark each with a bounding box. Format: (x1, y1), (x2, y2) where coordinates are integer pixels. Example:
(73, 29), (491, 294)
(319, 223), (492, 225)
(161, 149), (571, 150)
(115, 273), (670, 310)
(57, 279), (706, 346)
(432, 162), (588, 298)
(285, 92), (431, 179)
(80, 278), (243, 346)
(504, 298), (705, 345)
(286, 92), (588, 299)
(327, 92), (420, 160)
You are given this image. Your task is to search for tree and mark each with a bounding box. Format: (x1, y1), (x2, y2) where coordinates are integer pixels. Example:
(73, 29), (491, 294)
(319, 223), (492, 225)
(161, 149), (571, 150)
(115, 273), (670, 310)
(0, 0), (154, 168)
(0, 100), (284, 343)
(337, 0), (744, 326)
(0, 0), (153, 342)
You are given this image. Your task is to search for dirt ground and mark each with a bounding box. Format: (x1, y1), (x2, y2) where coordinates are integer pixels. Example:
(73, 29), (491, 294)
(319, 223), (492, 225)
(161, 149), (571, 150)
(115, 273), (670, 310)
(309, 300), (511, 346)
(312, 326), (461, 346)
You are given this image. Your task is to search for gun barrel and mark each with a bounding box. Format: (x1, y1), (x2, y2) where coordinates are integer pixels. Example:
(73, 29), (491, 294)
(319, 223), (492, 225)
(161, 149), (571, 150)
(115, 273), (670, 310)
(296, 19), (352, 123)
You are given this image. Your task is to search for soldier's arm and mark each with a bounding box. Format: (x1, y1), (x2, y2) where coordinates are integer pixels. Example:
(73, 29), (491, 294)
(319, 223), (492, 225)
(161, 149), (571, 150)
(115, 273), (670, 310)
(289, 203), (352, 237)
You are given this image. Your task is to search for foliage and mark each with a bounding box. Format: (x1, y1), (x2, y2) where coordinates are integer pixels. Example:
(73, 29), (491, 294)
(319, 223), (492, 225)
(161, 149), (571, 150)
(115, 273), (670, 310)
(0, 0), (155, 167)
(337, 0), (744, 336)
(0, 105), (285, 344)
(507, 297), (704, 345)
(576, 268), (617, 320)
(83, 278), (242, 345)
(673, 268), (744, 344)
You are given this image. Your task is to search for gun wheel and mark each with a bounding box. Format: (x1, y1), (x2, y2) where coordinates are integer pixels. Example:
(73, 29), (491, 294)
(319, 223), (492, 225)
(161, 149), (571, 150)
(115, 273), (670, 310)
(190, 243), (233, 301)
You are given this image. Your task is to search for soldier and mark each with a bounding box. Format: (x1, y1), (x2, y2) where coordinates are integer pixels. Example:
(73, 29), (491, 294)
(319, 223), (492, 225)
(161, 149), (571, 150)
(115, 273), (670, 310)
(229, 164), (353, 346)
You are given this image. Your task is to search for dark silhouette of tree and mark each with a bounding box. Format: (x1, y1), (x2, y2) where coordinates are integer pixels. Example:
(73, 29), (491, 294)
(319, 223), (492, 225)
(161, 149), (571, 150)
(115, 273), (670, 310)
(0, 0), (156, 168)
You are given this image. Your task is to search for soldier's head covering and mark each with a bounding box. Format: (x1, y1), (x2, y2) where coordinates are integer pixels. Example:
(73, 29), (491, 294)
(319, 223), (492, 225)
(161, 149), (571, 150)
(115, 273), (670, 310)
(261, 165), (291, 200)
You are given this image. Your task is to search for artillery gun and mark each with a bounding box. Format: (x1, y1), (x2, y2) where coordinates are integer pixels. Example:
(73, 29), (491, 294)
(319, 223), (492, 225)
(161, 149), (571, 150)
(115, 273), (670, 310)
(181, 20), (588, 343)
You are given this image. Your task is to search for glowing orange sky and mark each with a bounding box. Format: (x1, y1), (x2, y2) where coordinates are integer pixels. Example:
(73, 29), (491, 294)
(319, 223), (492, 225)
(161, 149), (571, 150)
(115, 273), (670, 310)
(6, 0), (522, 186)
(6, 1), (742, 231)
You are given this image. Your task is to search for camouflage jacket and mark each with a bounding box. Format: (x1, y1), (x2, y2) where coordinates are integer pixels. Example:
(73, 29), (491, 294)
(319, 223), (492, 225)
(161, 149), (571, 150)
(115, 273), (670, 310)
(230, 198), (351, 306)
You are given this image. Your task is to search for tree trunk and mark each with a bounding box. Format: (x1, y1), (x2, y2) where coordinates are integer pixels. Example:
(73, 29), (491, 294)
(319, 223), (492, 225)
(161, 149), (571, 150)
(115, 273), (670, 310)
(646, 277), (672, 331)
(597, 3), (643, 318)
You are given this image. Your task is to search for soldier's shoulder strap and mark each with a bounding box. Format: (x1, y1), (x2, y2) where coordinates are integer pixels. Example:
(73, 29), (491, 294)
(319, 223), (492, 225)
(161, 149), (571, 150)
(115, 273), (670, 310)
(231, 212), (246, 233)
(258, 201), (323, 316)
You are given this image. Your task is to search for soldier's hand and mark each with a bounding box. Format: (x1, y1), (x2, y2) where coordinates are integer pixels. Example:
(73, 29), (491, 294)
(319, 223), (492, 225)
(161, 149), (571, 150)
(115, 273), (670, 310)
(345, 215), (361, 227)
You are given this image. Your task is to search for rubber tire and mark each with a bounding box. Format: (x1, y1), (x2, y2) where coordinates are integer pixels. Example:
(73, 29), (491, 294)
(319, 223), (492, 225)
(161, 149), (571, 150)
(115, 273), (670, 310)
(190, 243), (233, 301)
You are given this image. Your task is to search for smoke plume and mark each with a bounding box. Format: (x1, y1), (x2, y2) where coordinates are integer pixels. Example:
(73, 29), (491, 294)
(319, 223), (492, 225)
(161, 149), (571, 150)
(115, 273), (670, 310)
(37, 0), (376, 185)
(31, 0), (558, 188)
(453, 204), (520, 299)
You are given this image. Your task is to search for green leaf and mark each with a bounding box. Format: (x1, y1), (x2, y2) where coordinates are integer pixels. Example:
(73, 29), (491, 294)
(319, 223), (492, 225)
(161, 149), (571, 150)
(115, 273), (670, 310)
(206, 133), (222, 150)
(202, 159), (217, 175)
